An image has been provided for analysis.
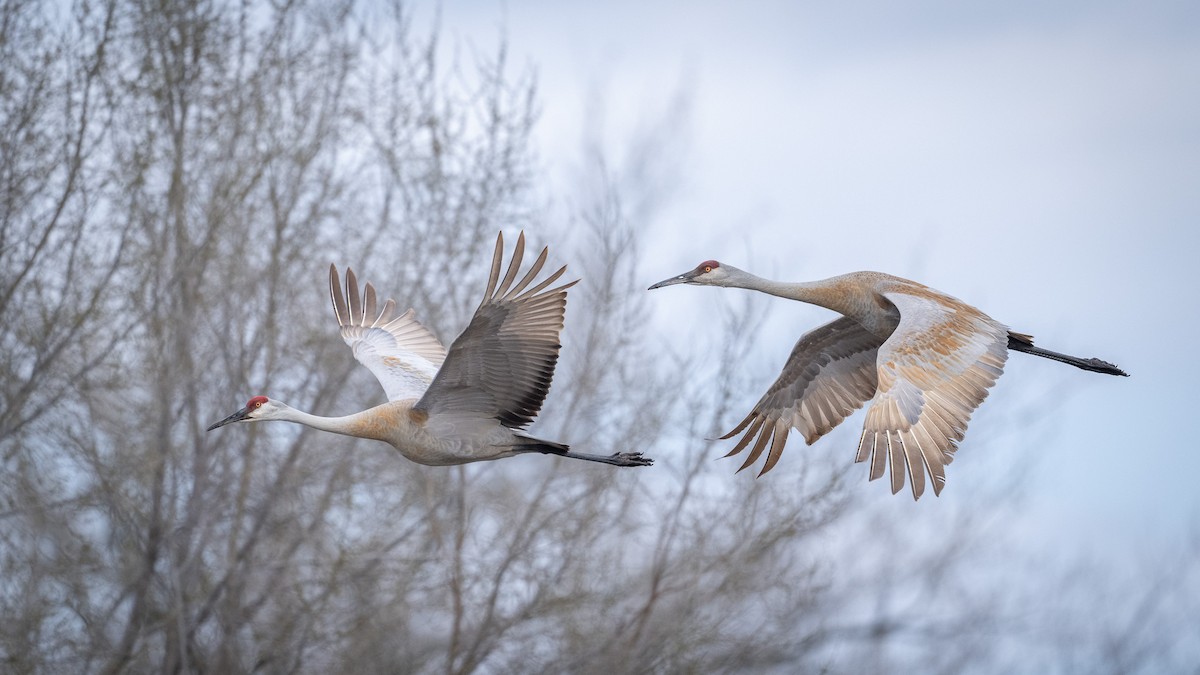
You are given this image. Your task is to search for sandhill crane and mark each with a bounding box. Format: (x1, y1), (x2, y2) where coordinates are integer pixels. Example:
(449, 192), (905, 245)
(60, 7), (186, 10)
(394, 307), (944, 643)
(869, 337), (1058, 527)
(209, 232), (652, 468)
(649, 261), (1125, 499)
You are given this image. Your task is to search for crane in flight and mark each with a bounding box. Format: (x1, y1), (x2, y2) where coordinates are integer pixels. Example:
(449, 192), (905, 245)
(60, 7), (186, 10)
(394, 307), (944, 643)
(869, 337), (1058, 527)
(649, 261), (1125, 499)
(209, 232), (651, 468)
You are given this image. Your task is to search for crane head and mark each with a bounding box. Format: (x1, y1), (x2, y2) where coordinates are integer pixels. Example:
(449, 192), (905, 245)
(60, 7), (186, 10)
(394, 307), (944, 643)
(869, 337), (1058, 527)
(207, 395), (272, 431)
(648, 260), (725, 289)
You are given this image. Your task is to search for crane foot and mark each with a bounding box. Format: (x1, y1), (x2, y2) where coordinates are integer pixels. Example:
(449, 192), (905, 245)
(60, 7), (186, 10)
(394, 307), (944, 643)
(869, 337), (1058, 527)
(610, 452), (654, 467)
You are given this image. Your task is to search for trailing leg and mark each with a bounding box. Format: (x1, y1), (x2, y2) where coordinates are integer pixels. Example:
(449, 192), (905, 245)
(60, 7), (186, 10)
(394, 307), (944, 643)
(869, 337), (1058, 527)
(1007, 332), (1128, 376)
(514, 436), (654, 467)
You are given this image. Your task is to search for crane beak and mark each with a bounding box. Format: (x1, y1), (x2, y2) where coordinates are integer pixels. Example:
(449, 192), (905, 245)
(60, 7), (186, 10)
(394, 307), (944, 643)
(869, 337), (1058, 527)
(207, 405), (252, 431)
(648, 271), (697, 290)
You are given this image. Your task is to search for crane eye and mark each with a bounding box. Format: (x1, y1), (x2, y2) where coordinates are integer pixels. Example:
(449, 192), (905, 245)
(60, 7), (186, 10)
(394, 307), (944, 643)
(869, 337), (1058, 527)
(704, 265), (712, 273)
(255, 401), (263, 408)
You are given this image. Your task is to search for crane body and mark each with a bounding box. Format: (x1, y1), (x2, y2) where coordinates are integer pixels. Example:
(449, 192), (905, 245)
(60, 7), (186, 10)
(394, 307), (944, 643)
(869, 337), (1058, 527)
(649, 261), (1125, 499)
(209, 232), (652, 469)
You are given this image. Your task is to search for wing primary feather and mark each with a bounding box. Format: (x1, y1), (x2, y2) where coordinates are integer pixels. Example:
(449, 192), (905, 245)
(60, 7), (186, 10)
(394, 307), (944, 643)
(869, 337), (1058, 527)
(869, 432), (887, 481)
(515, 265), (570, 300)
(905, 430), (926, 500)
(504, 245), (548, 300)
(855, 428), (871, 464)
(887, 431), (905, 493)
(346, 268), (363, 326)
(720, 413), (756, 441)
(912, 424), (945, 495)
(737, 423), (775, 473)
(758, 420), (790, 476)
(494, 231), (526, 298)
(374, 298), (396, 327)
(364, 283), (378, 324)
(482, 231), (505, 302)
(724, 417), (766, 457)
(329, 265), (348, 326)
(381, 307), (416, 331)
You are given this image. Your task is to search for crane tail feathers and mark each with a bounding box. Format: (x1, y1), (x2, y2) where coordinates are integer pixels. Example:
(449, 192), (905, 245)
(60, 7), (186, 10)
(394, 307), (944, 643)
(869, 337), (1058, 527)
(512, 435), (570, 454)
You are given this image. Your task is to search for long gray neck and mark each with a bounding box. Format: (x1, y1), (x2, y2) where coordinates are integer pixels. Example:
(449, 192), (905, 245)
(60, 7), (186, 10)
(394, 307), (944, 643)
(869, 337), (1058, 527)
(724, 268), (853, 316)
(277, 403), (375, 439)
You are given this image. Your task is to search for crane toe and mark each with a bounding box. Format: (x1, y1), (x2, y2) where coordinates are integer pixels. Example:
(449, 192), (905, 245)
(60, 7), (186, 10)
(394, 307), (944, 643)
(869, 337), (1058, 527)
(611, 452), (654, 467)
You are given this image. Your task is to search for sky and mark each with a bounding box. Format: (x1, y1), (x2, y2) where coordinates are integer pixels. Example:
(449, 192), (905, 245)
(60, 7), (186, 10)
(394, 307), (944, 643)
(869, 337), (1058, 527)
(429, 1), (1200, 559)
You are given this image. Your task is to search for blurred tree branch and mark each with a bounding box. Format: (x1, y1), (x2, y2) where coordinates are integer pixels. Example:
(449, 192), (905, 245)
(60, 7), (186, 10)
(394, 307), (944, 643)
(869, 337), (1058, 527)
(0, 1), (1192, 674)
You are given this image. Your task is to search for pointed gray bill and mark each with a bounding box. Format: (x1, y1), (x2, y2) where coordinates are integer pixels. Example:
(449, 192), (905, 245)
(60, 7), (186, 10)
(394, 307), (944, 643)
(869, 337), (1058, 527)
(648, 270), (699, 290)
(207, 405), (252, 431)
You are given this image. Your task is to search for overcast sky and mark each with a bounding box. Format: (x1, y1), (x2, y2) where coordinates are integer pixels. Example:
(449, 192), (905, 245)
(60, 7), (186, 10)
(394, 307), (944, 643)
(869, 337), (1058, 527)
(431, 1), (1200, 558)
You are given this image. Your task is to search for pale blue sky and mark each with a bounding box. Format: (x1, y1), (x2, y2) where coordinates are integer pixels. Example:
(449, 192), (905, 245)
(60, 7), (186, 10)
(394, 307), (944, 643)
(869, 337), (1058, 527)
(433, 0), (1200, 557)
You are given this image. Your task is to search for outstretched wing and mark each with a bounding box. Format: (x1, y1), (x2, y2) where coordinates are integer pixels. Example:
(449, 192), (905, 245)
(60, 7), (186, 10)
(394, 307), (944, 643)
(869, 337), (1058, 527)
(721, 317), (883, 476)
(856, 290), (1008, 500)
(414, 232), (577, 429)
(330, 265), (447, 402)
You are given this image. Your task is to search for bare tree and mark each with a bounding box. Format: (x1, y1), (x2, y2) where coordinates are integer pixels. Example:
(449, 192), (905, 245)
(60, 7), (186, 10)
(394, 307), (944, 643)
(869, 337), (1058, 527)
(0, 2), (1192, 674)
(0, 0), (124, 466)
